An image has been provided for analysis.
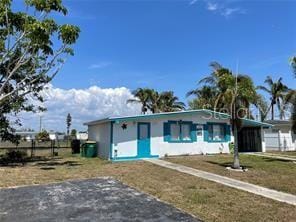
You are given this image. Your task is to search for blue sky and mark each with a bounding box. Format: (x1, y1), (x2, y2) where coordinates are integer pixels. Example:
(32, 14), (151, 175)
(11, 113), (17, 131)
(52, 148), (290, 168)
(13, 0), (296, 131)
(54, 0), (296, 98)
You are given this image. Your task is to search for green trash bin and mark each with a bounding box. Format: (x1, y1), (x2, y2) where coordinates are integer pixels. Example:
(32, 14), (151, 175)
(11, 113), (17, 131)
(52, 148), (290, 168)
(81, 141), (97, 158)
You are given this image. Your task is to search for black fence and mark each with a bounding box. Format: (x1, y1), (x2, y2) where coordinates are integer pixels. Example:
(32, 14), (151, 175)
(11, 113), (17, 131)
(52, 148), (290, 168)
(0, 140), (78, 157)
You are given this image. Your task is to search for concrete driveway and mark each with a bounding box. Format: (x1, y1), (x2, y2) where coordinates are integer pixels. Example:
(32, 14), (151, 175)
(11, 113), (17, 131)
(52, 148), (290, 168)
(0, 178), (200, 222)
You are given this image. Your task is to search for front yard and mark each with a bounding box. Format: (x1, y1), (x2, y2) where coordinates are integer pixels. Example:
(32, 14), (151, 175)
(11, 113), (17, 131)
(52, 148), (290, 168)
(166, 154), (296, 195)
(0, 152), (296, 222)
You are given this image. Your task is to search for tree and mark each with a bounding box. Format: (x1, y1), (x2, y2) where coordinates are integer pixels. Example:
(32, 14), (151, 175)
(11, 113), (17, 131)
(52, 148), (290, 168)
(128, 88), (185, 114)
(66, 113), (71, 136)
(0, 0), (80, 141)
(187, 85), (217, 110)
(198, 62), (257, 169)
(257, 76), (289, 120)
(291, 57), (296, 78)
(255, 94), (270, 122)
(70, 128), (77, 138)
(36, 130), (49, 141)
(157, 91), (185, 112)
(127, 88), (153, 114)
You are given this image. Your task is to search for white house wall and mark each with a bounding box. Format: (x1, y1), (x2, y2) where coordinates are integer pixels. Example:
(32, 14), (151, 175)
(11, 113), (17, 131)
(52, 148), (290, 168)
(264, 127), (296, 151)
(112, 113), (231, 159)
(88, 123), (110, 159)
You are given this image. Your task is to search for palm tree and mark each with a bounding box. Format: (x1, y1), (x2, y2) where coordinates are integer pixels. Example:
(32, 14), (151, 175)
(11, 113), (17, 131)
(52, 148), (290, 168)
(291, 57), (296, 78)
(198, 62), (257, 169)
(257, 76), (289, 120)
(158, 91), (185, 112)
(255, 94), (270, 122)
(128, 88), (185, 114)
(187, 85), (217, 110)
(285, 89), (296, 132)
(127, 88), (152, 114)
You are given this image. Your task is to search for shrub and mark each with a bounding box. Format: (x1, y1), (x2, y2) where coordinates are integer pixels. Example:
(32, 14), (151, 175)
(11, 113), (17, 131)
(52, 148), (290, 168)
(0, 150), (28, 165)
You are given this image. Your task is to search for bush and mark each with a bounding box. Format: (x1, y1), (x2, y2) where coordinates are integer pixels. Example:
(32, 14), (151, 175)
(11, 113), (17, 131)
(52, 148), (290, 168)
(0, 150), (28, 165)
(229, 142), (234, 154)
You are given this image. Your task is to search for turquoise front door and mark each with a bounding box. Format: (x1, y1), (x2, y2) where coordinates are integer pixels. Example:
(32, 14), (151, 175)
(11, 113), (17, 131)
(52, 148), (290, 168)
(137, 122), (151, 158)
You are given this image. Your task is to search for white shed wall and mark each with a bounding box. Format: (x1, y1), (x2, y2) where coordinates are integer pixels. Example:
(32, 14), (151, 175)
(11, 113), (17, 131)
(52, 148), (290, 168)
(264, 127), (296, 151)
(88, 123), (110, 159)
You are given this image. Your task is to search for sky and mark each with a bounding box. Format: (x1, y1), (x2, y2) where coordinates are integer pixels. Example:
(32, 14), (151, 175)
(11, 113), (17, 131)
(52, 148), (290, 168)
(13, 0), (296, 132)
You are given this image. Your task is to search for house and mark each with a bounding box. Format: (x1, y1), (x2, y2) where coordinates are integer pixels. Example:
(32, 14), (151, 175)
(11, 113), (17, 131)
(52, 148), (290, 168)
(14, 131), (38, 141)
(84, 109), (272, 161)
(264, 120), (296, 151)
(76, 131), (88, 140)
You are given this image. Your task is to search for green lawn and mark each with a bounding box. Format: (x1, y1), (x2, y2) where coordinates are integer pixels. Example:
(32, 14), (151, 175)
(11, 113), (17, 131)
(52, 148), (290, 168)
(0, 153), (295, 222)
(166, 154), (296, 195)
(267, 151), (296, 157)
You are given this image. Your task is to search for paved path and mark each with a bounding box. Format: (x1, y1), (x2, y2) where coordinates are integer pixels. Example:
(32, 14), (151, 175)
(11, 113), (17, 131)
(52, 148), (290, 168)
(0, 177), (200, 222)
(246, 153), (296, 162)
(145, 159), (296, 206)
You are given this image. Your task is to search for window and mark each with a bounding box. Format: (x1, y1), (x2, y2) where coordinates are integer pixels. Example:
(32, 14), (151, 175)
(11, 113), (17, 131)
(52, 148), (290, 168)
(170, 123), (180, 140)
(208, 123), (226, 142)
(165, 121), (195, 143)
(181, 124), (191, 141)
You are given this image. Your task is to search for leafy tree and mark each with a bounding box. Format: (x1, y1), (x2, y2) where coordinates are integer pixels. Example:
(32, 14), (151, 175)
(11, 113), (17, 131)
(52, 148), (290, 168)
(128, 88), (185, 114)
(36, 130), (49, 141)
(157, 91), (185, 112)
(291, 57), (296, 78)
(199, 62), (257, 169)
(127, 88), (152, 114)
(288, 57), (296, 132)
(66, 113), (71, 136)
(187, 85), (217, 110)
(0, 0), (80, 141)
(257, 76), (289, 120)
(70, 128), (77, 137)
(255, 94), (270, 122)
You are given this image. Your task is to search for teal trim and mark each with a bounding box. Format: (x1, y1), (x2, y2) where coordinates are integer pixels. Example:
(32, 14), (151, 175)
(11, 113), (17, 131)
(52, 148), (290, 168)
(109, 121), (114, 160)
(137, 122), (151, 158)
(225, 124), (231, 142)
(110, 109), (229, 123)
(206, 122), (230, 143)
(191, 124), (197, 142)
(85, 109), (272, 128)
(164, 121), (195, 143)
(163, 122), (170, 142)
(112, 155), (159, 162)
(203, 124), (208, 142)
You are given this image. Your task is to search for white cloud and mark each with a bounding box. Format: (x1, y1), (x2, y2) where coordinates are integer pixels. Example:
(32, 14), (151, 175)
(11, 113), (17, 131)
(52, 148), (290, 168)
(190, 0), (245, 18)
(221, 7), (245, 17)
(189, 0), (199, 5)
(16, 85), (141, 132)
(88, 62), (112, 69)
(206, 2), (218, 11)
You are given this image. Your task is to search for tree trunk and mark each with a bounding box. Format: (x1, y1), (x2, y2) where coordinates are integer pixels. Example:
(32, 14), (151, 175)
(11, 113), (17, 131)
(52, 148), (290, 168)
(233, 123), (240, 169)
(271, 103), (274, 120)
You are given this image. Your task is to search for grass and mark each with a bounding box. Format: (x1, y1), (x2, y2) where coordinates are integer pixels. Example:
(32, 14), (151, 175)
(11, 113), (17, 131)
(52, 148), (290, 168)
(267, 151), (296, 157)
(166, 154), (296, 195)
(0, 152), (295, 222)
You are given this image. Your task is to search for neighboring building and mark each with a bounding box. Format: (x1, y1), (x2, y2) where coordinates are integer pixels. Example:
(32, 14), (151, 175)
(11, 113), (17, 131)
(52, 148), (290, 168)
(264, 120), (296, 151)
(15, 131), (38, 141)
(85, 109), (271, 161)
(48, 132), (66, 140)
(76, 131), (88, 140)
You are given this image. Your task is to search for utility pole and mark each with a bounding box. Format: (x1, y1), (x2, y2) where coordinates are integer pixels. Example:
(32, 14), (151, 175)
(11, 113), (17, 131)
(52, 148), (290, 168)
(39, 115), (43, 132)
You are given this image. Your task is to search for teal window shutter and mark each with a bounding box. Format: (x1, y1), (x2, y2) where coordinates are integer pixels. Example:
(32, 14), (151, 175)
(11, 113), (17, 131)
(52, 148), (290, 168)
(163, 122), (170, 142)
(203, 124), (208, 142)
(225, 124), (231, 142)
(191, 124), (197, 142)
